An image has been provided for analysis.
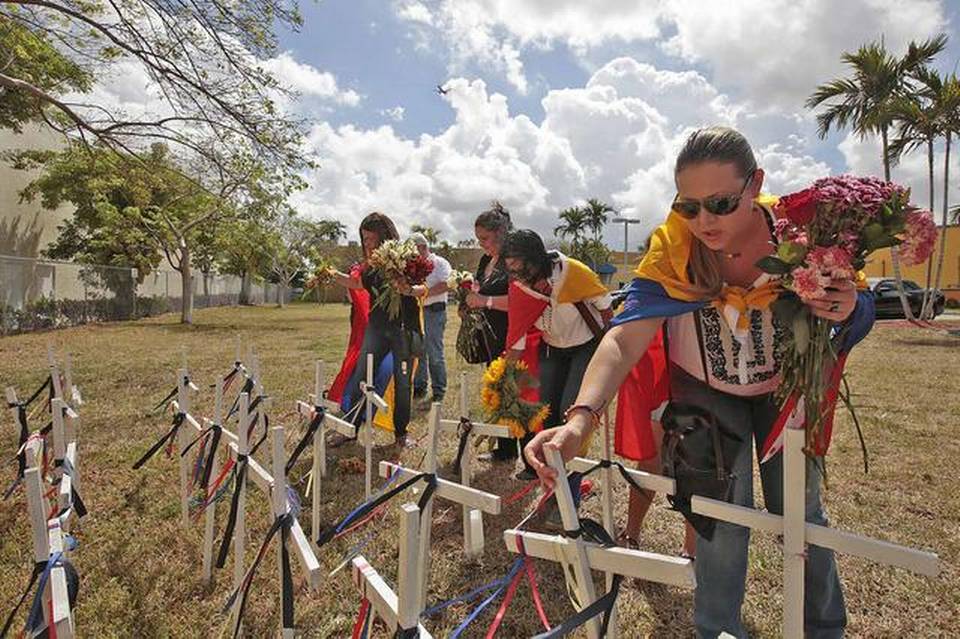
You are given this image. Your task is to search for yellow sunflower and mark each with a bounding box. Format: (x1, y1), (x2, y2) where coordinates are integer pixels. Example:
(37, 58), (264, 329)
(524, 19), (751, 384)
(529, 404), (551, 433)
(483, 357), (507, 385)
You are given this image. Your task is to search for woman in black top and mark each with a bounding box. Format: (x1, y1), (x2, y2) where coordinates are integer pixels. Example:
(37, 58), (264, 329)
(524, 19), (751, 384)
(463, 203), (516, 460)
(330, 212), (425, 448)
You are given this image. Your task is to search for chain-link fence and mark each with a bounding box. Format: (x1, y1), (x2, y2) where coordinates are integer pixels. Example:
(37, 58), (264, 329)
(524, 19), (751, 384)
(1, 254), (291, 335)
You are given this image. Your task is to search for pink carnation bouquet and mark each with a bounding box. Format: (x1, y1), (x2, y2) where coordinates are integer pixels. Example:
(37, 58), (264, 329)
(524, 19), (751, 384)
(758, 175), (936, 454)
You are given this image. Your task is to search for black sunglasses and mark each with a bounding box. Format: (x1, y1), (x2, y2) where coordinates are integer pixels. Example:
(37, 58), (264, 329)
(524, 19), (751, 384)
(671, 170), (755, 219)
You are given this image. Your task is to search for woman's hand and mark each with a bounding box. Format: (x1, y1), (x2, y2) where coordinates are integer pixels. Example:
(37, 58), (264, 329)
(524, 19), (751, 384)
(523, 415), (592, 490)
(465, 292), (486, 309)
(805, 277), (857, 322)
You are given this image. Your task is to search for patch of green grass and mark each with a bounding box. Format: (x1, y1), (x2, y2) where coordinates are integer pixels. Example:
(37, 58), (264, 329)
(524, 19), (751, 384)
(0, 306), (957, 637)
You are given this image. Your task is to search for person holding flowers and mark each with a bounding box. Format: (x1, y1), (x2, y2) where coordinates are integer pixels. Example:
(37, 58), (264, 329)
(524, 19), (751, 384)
(328, 212), (427, 448)
(459, 203), (527, 462)
(522, 126), (914, 638)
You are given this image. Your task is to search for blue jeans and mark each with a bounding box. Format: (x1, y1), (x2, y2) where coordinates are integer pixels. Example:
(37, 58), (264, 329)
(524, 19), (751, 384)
(670, 368), (847, 639)
(353, 325), (415, 437)
(414, 304), (447, 397)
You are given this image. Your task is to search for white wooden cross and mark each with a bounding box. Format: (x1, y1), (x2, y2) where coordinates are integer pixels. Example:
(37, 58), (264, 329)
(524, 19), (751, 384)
(22, 435), (79, 638)
(360, 353), (390, 499)
(427, 370), (512, 558)
(294, 360), (357, 542)
(691, 426), (940, 639)
(351, 502), (434, 638)
(379, 403), (503, 607)
(171, 385), (322, 597)
(503, 447), (695, 639)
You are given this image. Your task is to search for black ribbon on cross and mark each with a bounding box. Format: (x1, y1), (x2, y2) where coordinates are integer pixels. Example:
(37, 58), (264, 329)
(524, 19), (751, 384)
(132, 412), (187, 469)
(226, 377), (257, 420)
(215, 454), (249, 569)
(451, 417), (474, 478)
(285, 407), (325, 476)
(222, 511), (295, 639)
(181, 423), (223, 492)
(315, 471), (438, 548)
(4, 377), (54, 500)
(577, 458), (651, 495)
(531, 516), (623, 639)
(150, 373), (190, 414)
(53, 457), (88, 519)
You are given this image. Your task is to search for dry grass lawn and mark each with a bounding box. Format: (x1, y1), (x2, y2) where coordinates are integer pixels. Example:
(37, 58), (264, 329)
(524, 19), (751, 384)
(0, 303), (957, 638)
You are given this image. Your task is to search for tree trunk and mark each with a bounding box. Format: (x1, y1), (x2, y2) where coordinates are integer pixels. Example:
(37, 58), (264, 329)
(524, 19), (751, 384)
(929, 132), (951, 316)
(180, 240), (194, 324)
(239, 270), (251, 305)
(920, 140), (936, 318)
(884, 125), (917, 321)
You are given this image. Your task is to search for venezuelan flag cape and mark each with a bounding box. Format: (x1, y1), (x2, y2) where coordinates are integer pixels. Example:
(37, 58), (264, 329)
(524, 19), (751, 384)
(326, 264), (414, 432)
(611, 195), (875, 462)
(504, 256), (609, 402)
(328, 265), (370, 405)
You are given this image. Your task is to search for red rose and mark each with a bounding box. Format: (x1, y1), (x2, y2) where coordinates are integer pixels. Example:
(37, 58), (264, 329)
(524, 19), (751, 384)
(776, 188), (819, 226)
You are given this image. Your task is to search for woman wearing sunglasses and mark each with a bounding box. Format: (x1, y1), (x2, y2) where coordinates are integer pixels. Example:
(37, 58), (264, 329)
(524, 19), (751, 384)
(501, 229), (613, 484)
(524, 126), (876, 638)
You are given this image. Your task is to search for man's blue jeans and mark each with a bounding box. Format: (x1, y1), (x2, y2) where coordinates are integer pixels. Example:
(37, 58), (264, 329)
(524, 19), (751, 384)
(414, 304), (447, 397)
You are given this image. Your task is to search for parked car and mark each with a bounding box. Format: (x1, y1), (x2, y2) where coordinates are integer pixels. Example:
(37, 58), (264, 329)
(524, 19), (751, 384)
(868, 278), (945, 319)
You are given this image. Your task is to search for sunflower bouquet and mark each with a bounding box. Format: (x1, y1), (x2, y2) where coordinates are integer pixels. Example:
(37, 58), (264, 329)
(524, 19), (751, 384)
(368, 239), (433, 319)
(479, 357), (550, 438)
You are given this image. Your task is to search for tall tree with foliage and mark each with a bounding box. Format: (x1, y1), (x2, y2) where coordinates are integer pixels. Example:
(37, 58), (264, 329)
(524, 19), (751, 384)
(583, 198), (616, 240)
(10, 142), (269, 323)
(0, 0), (307, 175)
(888, 67), (952, 317)
(807, 35), (947, 320)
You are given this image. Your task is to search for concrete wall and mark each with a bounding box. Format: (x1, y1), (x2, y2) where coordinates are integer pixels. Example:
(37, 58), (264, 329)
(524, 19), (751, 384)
(0, 126), (73, 258)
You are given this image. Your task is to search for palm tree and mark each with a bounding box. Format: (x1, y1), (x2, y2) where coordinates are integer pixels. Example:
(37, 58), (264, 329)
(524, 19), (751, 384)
(410, 224), (441, 246)
(888, 69), (943, 317)
(555, 206), (588, 245)
(807, 34), (947, 320)
(929, 74), (960, 314)
(315, 219), (347, 244)
(583, 198), (617, 241)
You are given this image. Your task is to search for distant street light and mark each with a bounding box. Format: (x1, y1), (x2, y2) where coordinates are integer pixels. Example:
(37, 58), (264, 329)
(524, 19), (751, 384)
(610, 216), (640, 283)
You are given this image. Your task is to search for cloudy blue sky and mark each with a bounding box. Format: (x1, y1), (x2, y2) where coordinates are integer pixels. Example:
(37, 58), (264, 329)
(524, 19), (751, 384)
(257, 0), (960, 246)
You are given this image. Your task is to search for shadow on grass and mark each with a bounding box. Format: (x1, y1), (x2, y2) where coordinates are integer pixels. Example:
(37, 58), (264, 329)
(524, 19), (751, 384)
(635, 579), (696, 637)
(893, 337), (960, 348)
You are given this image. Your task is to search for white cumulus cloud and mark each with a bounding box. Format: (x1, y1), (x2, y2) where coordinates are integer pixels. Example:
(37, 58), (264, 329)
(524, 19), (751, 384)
(295, 58), (830, 246)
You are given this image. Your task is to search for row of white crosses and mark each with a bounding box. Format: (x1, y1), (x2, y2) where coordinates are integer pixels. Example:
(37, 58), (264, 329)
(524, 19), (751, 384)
(503, 424), (941, 638)
(162, 351), (322, 638)
(690, 425), (940, 638)
(378, 399), (504, 609)
(504, 445), (695, 639)
(294, 360), (357, 542)
(295, 355), (391, 500)
(5, 348), (83, 638)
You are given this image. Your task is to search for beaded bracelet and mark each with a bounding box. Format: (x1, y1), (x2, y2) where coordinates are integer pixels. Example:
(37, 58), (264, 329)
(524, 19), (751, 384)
(562, 403), (603, 425)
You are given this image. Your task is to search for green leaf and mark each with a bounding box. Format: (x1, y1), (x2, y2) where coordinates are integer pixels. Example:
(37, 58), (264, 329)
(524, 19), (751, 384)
(776, 241), (808, 265)
(755, 255), (794, 275)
